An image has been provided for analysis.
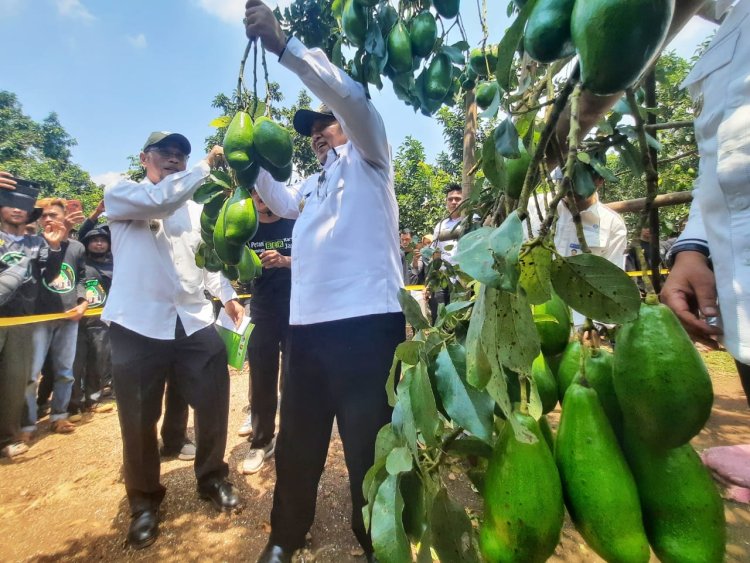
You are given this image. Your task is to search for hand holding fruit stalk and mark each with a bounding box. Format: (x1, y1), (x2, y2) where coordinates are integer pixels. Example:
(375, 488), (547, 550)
(243, 0), (287, 55)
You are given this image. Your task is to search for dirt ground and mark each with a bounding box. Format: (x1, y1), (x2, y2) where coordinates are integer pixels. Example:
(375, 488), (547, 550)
(1, 351), (749, 562)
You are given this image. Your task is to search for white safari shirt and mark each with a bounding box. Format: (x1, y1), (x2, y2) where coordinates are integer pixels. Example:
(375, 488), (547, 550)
(103, 161), (237, 339)
(674, 0), (750, 363)
(254, 37), (403, 326)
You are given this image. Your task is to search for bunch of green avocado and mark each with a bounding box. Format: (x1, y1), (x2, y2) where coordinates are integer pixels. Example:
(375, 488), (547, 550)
(341, 0), (464, 115)
(223, 110), (294, 185)
(194, 177), (263, 284)
(479, 292), (725, 562)
(523, 0), (676, 95)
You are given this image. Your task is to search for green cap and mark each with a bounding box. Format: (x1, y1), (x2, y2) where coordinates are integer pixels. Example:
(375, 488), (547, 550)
(142, 131), (191, 155)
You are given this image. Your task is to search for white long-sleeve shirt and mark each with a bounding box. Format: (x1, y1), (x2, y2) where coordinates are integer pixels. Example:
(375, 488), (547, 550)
(103, 161), (236, 339)
(253, 37), (402, 325)
(674, 0), (750, 363)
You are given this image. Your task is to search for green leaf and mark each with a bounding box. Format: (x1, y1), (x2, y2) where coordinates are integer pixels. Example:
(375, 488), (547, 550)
(483, 287), (540, 376)
(372, 474), (411, 563)
(550, 253), (641, 324)
(434, 344), (494, 444)
(251, 102), (267, 120)
(576, 152), (591, 164)
(193, 182), (224, 204)
(365, 20), (386, 58)
(533, 313), (558, 324)
(493, 118), (521, 159)
(572, 160), (596, 198)
(392, 369), (418, 453)
(616, 139), (644, 177)
(209, 170), (233, 190)
(488, 212), (523, 292)
(430, 488), (480, 563)
(398, 287), (430, 330)
(451, 40), (469, 51)
(518, 243), (552, 305)
(494, 0), (539, 92)
(453, 227), (501, 288)
(588, 159), (619, 183)
(444, 300), (472, 314)
(441, 44), (466, 65)
(478, 86), (501, 119)
(362, 459), (388, 531)
(395, 340), (424, 366)
(375, 423), (401, 464)
(386, 355), (399, 407)
(466, 286), (492, 389)
(386, 446), (413, 475)
(409, 363), (441, 447)
(209, 115), (231, 128)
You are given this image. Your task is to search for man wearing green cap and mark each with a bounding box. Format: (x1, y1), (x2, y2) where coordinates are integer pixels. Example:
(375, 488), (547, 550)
(103, 133), (244, 549)
(245, 3), (405, 562)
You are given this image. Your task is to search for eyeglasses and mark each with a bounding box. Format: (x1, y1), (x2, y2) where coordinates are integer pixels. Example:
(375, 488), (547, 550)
(146, 147), (188, 162)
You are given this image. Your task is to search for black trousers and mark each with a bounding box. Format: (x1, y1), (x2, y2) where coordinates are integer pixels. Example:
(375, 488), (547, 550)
(737, 361), (750, 408)
(160, 377), (190, 452)
(0, 325), (33, 448)
(69, 318), (111, 412)
(247, 313), (289, 449)
(110, 321), (230, 514)
(428, 287), (450, 325)
(269, 312), (405, 552)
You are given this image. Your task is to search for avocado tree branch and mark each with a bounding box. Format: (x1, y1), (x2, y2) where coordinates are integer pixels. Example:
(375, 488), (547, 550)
(516, 65), (580, 218)
(545, 0), (708, 170)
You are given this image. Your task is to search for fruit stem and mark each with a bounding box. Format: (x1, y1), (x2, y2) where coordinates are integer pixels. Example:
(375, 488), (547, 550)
(262, 47), (271, 113)
(423, 426), (464, 474)
(237, 40), (253, 109)
(251, 40), (259, 119)
(518, 67), (580, 223)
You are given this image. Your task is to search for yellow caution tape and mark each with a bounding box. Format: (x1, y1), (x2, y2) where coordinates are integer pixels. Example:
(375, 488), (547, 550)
(626, 269), (670, 277)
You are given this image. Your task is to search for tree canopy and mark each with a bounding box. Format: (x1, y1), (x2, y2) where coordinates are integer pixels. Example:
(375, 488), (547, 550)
(0, 91), (102, 213)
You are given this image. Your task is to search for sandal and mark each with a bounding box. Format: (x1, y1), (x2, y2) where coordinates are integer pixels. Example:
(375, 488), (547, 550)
(52, 419), (76, 434)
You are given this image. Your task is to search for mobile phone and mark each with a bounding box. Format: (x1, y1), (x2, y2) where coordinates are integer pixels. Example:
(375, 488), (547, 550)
(65, 199), (83, 215)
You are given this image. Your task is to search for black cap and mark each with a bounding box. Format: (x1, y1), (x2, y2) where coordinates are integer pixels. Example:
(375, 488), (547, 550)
(142, 131), (191, 155)
(292, 104), (336, 137)
(81, 224), (111, 245)
(0, 176), (43, 223)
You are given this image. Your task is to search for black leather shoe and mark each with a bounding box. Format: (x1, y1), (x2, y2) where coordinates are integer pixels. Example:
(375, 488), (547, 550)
(257, 542), (295, 563)
(198, 480), (239, 512)
(127, 508), (159, 549)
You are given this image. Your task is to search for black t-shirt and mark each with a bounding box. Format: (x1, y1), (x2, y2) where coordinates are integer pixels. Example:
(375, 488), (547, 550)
(35, 238), (87, 315)
(243, 218), (294, 319)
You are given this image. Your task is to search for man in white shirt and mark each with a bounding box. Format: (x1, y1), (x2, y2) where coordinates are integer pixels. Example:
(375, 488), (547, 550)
(244, 3), (405, 561)
(103, 132), (244, 549)
(427, 184), (463, 321)
(528, 175), (628, 268)
(662, 0), (750, 401)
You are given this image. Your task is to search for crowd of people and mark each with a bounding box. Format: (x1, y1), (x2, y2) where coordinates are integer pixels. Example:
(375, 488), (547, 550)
(0, 0), (748, 561)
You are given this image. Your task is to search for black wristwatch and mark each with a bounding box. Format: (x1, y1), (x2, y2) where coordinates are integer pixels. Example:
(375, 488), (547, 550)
(667, 243), (710, 268)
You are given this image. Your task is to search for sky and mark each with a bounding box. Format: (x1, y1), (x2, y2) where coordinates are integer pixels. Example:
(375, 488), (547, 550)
(0, 0), (718, 187)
